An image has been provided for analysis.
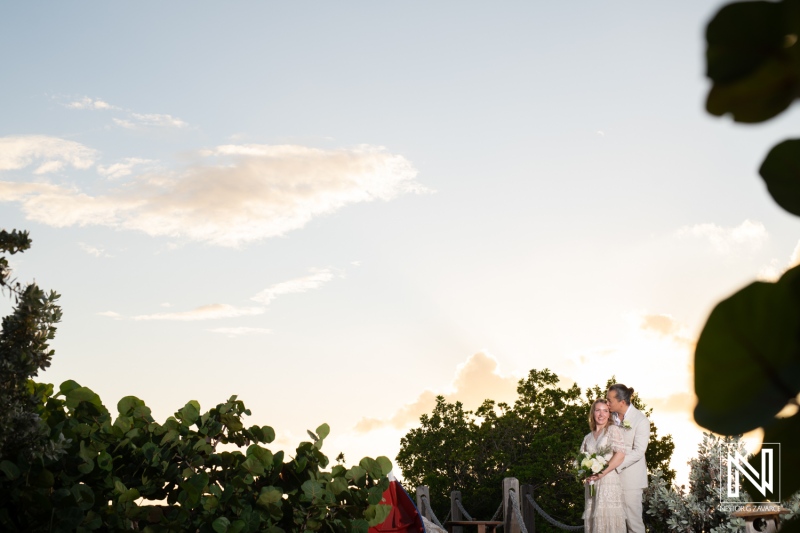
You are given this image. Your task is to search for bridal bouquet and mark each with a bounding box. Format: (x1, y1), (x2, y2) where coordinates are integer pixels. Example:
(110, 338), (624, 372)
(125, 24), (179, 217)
(572, 450), (608, 497)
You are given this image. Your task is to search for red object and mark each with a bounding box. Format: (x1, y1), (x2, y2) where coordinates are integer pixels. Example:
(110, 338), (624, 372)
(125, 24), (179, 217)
(368, 480), (426, 533)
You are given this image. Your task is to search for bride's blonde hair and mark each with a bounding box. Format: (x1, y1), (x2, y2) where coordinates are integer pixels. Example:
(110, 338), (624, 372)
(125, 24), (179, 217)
(588, 398), (610, 432)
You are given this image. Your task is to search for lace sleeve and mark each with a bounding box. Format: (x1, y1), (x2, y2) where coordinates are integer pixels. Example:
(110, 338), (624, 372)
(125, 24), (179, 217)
(580, 434), (589, 453)
(608, 425), (625, 454)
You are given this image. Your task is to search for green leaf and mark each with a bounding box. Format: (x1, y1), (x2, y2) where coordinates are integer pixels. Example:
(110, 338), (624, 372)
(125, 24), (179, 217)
(346, 465), (366, 483)
(350, 519), (369, 533)
(760, 139), (800, 216)
(359, 457), (382, 479)
(302, 480), (324, 501)
(329, 477), (349, 495)
(315, 423), (330, 440)
(365, 503), (392, 527)
(257, 486), (283, 507)
(751, 412), (800, 498)
(97, 451), (113, 471)
(375, 456), (392, 476)
(119, 488), (140, 503)
(0, 460), (20, 480)
(694, 270), (800, 433)
(706, 58), (797, 123)
(705, 0), (786, 84)
(117, 396), (144, 416)
(179, 400), (201, 425)
(71, 483), (96, 511)
(246, 444), (273, 470)
(229, 520), (246, 533)
(212, 516), (231, 533)
(241, 455), (265, 476)
(367, 485), (385, 505)
(59, 379), (81, 395)
(65, 386), (104, 409)
(160, 429), (180, 445)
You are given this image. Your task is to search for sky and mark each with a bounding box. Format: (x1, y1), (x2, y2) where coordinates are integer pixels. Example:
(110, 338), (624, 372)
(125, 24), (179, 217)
(2, 1), (800, 495)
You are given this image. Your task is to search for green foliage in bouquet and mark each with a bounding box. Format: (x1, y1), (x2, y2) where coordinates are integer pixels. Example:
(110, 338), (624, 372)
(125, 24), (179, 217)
(694, 2), (800, 530)
(0, 231), (393, 532)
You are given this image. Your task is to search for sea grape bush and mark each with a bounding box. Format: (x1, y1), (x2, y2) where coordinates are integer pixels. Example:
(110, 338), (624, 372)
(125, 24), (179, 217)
(0, 230), (392, 532)
(0, 382), (392, 532)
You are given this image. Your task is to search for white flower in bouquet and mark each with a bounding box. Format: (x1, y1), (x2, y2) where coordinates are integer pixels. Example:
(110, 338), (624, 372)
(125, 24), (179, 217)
(572, 449), (609, 497)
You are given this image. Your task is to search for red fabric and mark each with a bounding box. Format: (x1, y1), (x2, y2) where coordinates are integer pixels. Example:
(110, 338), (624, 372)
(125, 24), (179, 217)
(368, 481), (426, 533)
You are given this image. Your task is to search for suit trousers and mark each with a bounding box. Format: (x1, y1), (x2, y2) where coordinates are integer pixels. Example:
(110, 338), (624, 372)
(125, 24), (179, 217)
(623, 488), (645, 533)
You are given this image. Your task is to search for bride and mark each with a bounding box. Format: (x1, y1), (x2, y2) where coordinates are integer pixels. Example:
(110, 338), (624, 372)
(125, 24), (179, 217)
(580, 398), (626, 532)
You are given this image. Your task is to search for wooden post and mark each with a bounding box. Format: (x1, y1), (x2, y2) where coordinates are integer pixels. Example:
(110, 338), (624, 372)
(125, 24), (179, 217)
(416, 486), (431, 521)
(502, 477), (521, 533)
(521, 484), (535, 533)
(450, 490), (463, 533)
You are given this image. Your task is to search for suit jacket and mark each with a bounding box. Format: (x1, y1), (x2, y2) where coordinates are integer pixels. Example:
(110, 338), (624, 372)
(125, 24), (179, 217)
(614, 405), (650, 490)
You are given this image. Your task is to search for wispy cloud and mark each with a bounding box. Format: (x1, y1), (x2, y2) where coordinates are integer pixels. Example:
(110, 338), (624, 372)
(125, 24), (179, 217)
(97, 157), (154, 180)
(64, 97), (116, 110)
(59, 95), (186, 129)
(97, 311), (121, 320)
(78, 242), (111, 258)
(0, 143), (426, 247)
(675, 219), (768, 254)
(132, 304), (264, 321)
(209, 327), (272, 338)
(114, 113), (188, 129)
(251, 268), (334, 305)
(0, 135), (96, 174)
(354, 351), (519, 433)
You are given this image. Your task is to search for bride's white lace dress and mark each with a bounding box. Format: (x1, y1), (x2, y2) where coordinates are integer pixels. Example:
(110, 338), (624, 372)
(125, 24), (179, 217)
(580, 424), (626, 533)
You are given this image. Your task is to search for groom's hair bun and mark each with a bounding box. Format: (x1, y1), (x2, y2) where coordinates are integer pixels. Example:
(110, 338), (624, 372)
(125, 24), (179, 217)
(609, 383), (633, 405)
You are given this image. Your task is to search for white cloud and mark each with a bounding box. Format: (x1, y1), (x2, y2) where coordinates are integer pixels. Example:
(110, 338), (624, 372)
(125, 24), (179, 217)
(97, 311), (121, 319)
(251, 268), (334, 305)
(114, 113), (187, 129)
(133, 304), (264, 321)
(97, 157), (154, 180)
(675, 219), (768, 254)
(65, 97), (116, 110)
(0, 135), (96, 173)
(1, 143), (426, 247)
(354, 351), (520, 433)
(209, 327), (272, 337)
(78, 242), (111, 258)
(758, 239), (800, 281)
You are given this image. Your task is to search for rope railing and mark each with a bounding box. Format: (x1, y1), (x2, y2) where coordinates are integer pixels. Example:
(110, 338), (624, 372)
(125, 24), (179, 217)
(420, 494), (445, 529)
(507, 489), (529, 533)
(455, 497), (474, 521)
(524, 493), (584, 531)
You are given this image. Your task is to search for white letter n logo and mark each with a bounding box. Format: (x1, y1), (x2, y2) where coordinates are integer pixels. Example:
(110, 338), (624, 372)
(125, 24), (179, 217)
(727, 449), (773, 498)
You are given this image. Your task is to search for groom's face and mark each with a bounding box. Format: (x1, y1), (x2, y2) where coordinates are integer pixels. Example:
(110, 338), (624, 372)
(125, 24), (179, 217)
(606, 390), (624, 413)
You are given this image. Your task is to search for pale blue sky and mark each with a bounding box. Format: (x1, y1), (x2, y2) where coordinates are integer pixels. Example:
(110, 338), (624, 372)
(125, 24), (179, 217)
(2, 1), (799, 484)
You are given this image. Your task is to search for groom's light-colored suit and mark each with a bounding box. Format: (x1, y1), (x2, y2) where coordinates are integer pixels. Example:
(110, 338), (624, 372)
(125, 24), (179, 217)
(614, 405), (650, 533)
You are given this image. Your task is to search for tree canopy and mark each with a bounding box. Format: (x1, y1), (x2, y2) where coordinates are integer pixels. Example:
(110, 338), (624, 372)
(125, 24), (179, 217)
(396, 369), (674, 531)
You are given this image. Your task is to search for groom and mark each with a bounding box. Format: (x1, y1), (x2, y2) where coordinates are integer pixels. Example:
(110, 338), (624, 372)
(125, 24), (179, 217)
(606, 383), (650, 533)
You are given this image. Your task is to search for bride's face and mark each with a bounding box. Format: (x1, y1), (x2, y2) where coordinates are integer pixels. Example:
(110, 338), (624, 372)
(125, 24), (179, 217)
(593, 402), (610, 427)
